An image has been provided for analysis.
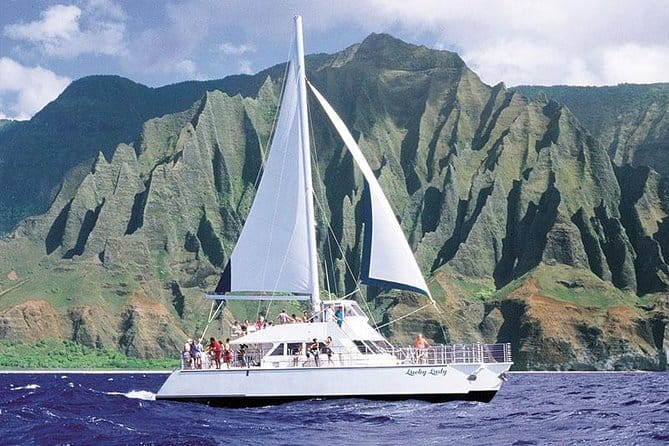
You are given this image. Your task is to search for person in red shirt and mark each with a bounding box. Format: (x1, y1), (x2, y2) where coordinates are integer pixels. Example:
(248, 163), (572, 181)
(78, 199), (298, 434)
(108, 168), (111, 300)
(209, 337), (222, 369)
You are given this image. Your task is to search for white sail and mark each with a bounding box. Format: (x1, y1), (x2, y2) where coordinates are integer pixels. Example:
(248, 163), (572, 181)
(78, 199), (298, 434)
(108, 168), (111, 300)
(216, 16), (430, 302)
(216, 41), (314, 299)
(308, 82), (432, 299)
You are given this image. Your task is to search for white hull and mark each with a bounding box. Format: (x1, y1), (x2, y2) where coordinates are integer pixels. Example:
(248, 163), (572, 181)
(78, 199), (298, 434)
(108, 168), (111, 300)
(156, 362), (512, 406)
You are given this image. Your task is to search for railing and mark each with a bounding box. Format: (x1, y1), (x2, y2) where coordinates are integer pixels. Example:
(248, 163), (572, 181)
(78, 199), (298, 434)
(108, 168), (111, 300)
(390, 343), (512, 365)
(179, 343), (512, 370)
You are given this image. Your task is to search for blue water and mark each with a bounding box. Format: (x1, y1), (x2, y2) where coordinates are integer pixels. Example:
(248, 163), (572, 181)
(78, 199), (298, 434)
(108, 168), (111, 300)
(0, 372), (666, 445)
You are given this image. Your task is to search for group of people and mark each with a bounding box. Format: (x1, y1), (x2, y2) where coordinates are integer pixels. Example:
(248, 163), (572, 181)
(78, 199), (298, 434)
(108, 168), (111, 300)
(229, 305), (347, 338)
(293, 336), (335, 367)
(182, 337), (248, 369)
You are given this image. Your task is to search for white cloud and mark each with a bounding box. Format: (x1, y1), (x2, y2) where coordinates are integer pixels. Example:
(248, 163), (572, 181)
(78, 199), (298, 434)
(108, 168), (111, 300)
(4, 5), (81, 42)
(0, 58), (71, 120)
(174, 59), (198, 77)
(601, 44), (669, 84)
(3, 2), (127, 58)
(238, 60), (253, 75)
(219, 43), (256, 55)
(354, 0), (669, 86)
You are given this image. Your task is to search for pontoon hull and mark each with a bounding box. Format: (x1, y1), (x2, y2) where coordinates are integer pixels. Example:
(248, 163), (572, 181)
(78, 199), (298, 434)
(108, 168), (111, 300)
(155, 362), (511, 407)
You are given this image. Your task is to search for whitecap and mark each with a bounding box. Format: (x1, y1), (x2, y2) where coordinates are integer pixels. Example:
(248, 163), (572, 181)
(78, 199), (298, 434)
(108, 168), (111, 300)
(106, 390), (156, 401)
(11, 384), (40, 391)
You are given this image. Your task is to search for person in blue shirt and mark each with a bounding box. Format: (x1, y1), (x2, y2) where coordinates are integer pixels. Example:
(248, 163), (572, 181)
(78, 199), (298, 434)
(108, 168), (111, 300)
(335, 308), (343, 327)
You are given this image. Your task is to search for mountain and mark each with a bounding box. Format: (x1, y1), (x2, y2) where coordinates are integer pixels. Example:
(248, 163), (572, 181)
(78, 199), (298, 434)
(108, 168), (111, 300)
(0, 34), (666, 369)
(516, 83), (669, 178)
(0, 74), (272, 235)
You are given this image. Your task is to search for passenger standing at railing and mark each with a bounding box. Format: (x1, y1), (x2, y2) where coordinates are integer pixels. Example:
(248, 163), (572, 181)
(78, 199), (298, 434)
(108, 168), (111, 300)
(223, 338), (233, 368)
(415, 334), (429, 364)
(325, 336), (334, 365)
(310, 338), (321, 367)
(208, 337), (222, 369)
(334, 308), (343, 327)
(182, 339), (193, 369)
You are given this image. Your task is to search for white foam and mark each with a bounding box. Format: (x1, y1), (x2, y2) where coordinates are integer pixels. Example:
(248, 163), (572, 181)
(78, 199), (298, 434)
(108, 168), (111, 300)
(11, 384), (40, 391)
(107, 390), (156, 401)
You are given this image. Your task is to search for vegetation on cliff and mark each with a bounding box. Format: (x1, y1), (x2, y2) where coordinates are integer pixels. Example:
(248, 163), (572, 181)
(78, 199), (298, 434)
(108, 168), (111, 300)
(0, 35), (667, 370)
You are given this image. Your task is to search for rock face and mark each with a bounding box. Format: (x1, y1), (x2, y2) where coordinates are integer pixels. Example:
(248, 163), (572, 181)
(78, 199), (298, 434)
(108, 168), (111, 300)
(516, 84), (669, 178)
(494, 277), (663, 370)
(0, 34), (667, 368)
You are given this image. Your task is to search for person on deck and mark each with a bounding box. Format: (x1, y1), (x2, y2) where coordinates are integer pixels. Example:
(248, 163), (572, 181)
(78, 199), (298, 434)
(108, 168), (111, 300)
(335, 308), (344, 327)
(223, 338), (233, 368)
(191, 338), (202, 369)
(182, 339), (192, 369)
(238, 344), (249, 368)
(209, 337), (222, 369)
(325, 336), (334, 366)
(292, 345), (302, 366)
(231, 321), (241, 337)
(415, 334), (429, 364)
(275, 309), (294, 324)
(310, 338), (321, 367)
(324, 305), (335, 322)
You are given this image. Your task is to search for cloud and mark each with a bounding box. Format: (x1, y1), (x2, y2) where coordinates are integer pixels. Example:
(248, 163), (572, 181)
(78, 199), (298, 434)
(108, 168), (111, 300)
(601, 44), (669, 84)
(3, 2), (127, 58)
(0, 58), (71, 120)
(353, 0), (669, 86)
(219, 43), (256, 55)
(238, 60), (254, 75)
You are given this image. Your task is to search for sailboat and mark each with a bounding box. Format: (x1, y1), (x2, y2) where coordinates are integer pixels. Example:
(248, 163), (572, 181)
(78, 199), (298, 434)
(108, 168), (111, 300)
(156, 16), (512, 406)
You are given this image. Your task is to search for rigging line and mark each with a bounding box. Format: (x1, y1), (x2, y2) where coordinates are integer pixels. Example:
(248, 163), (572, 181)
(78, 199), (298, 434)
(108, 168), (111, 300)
(312, 193), (359, 291)
(373, 303), (433, 330)
(199, 300), (226, 343)
(340, 287), (361, 299)
(357, 286), (380, 329)
(326, 238), (336, 296)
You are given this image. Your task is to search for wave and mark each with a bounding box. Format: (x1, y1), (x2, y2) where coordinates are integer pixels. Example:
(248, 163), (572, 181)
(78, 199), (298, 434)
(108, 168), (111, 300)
(105, 390), (156, 400)
(10, 384), (40, 391)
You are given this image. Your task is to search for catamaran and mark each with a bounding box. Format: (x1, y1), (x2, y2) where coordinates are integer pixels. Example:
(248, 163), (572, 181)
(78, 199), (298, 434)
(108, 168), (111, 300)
(156, 16), (512, 406)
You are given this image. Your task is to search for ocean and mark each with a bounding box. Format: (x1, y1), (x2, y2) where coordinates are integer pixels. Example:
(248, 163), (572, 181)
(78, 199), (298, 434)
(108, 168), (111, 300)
(0, 371), (666, 445)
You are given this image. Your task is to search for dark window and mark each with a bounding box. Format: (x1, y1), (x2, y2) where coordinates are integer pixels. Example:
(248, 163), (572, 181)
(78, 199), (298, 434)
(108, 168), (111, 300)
(269, 343), (285, 356)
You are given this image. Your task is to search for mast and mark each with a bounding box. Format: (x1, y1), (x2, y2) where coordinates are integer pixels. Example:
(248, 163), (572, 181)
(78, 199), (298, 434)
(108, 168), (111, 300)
(294, 15), (321, 311)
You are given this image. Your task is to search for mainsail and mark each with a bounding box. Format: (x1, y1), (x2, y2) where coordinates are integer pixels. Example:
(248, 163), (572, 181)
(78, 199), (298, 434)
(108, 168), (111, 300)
(214, 15), (431, 305)
(215, 20), (315, 301)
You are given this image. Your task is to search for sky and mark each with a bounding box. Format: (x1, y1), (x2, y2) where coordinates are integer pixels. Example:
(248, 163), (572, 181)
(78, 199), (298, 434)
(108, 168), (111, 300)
(1, 0), (668, 120)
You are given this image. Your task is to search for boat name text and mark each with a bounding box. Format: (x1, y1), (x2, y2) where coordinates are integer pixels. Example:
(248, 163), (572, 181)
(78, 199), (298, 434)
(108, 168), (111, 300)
(405, 368), (448, 377)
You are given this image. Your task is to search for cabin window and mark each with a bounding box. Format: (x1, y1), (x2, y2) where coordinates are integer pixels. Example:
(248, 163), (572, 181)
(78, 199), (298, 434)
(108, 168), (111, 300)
(268, 343), (286, 356)
(353, 340), (380, 354)
(287, 342), (303, 355)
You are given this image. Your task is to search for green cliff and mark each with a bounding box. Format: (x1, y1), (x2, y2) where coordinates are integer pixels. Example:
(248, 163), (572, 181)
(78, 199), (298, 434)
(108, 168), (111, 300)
(0, 35), (666, 370)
